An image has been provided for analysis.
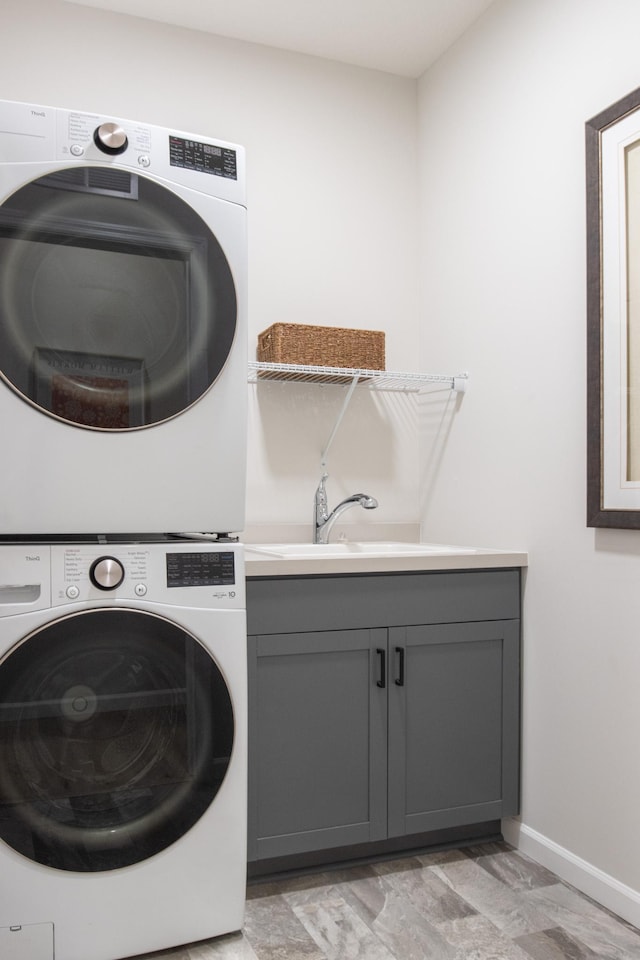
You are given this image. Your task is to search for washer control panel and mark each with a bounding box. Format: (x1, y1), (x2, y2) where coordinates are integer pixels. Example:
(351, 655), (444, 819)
(50, 543), (245, 608)
(0, 542), (245, 612)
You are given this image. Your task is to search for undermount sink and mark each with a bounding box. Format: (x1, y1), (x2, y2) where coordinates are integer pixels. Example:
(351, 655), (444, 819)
(245, 541), (478, 559)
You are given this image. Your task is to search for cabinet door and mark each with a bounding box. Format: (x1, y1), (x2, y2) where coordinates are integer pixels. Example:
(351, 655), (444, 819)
(387, 620), (520, 837)
(248, 628), (387, 861)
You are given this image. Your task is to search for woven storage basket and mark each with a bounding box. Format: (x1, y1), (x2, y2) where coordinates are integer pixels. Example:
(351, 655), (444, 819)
(257, 323), (385, 370)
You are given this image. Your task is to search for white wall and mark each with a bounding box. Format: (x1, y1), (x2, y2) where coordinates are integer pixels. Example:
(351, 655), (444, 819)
(418, 0), (640, 916)
(2, 0), (419, 534)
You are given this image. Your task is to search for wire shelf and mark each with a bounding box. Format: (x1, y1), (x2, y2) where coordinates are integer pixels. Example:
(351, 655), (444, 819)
(248, 362), (468, 393)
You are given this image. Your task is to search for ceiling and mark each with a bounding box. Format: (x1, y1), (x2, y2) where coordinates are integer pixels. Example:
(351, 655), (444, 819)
(64, 0), (498, 78)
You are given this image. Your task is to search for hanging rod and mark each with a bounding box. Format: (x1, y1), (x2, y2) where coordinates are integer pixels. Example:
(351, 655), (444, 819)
(248, 361), (468, 393)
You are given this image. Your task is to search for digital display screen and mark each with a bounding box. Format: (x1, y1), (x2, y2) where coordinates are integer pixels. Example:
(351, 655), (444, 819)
(169, 136), (237, 180)
(166, 551), (235, 587)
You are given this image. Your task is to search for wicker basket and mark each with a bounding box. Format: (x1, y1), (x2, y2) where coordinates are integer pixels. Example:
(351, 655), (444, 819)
(257, 323), (385, 370)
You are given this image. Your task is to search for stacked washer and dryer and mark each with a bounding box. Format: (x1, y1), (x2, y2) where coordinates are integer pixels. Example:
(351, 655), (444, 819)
(0, 100), (248, 960)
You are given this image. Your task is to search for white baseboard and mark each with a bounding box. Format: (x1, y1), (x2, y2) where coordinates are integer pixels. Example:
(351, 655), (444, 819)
(502, 818), (640, 930)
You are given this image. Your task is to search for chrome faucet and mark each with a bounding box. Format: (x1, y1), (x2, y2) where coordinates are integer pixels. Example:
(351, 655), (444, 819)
(313, 474), (378, 544)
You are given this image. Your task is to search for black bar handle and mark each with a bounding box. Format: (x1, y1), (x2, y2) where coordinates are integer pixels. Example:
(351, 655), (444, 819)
(395, 646), (405, 686)
(376, 648), (386, 688)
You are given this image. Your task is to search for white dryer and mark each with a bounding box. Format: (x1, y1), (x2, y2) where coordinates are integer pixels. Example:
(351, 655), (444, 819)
(0, 100), (247, 536)
(0, 539), (247, 960)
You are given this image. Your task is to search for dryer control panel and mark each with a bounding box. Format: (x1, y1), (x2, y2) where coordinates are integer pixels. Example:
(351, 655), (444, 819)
(0, 98), (246, 207)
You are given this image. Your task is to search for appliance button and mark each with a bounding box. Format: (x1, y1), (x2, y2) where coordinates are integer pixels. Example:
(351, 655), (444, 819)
(66, 584), (80, 599)
(94, 122), (128, 155)
(70, 143), (84, 157)
(135, 583), (147, 597)
(138, 154), (150, 168)
(90, 556), (125, 590)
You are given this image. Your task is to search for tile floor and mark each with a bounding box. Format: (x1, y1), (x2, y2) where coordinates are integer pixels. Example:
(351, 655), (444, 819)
(137, 842), (640, 960)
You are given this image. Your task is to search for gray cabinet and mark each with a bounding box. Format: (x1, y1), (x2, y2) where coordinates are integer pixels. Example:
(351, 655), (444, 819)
(247, 569), (521, 865)
(247, 628), (387, 860)
(387, 619), (520, 838)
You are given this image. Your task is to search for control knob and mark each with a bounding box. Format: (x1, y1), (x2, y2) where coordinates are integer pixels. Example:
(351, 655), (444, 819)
(90, 556), (125, 590)
(93, 121), (128, 155)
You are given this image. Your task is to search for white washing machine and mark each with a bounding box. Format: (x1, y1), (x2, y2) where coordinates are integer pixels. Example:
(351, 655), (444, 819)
(0, 100), (247, 536)
(0, 539), (247, 960)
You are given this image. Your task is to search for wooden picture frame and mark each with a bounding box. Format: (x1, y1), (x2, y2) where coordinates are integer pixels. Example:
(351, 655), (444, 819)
(586, 85), (640, 527)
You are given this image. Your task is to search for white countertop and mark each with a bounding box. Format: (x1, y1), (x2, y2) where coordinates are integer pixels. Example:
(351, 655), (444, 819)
(243, 542), (528, 577)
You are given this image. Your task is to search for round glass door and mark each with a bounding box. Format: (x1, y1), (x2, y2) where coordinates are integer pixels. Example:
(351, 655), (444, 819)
(0, 168), (237, 429)
(0, 608), (234, 872)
